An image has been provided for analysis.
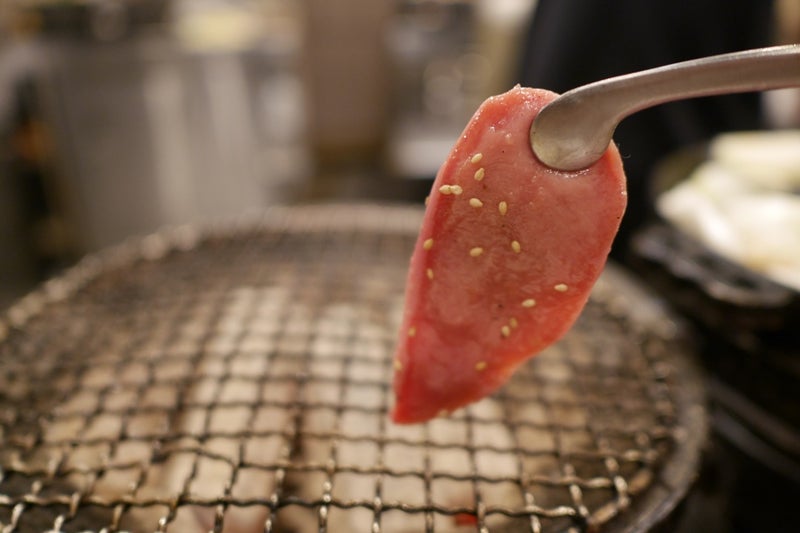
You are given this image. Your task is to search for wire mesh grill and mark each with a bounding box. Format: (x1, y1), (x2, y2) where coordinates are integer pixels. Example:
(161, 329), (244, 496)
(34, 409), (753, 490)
(0, 205), (705, 533)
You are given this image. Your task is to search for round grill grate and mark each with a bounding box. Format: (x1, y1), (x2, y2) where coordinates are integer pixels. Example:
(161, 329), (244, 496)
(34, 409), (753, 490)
(0, 205), (705, 533)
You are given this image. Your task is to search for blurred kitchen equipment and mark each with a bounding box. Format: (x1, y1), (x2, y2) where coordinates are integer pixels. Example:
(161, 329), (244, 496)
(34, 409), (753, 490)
(0, 205), (706, 532)
(385, 0), (538, 179)
(385, 0), (482, 178)
(531, 45), (800, 171)
(15, 0), (309, 253)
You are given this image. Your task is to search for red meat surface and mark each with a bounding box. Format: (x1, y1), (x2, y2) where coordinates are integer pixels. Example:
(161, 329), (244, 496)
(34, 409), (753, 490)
(392, 86), (627, 424)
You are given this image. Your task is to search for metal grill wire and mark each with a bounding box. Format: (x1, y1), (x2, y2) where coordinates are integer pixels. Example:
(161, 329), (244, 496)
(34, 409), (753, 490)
(0, 206), (704, 533)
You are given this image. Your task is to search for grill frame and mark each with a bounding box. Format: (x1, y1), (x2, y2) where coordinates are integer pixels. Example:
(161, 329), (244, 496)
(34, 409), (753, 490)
(0, 204), (707, 532)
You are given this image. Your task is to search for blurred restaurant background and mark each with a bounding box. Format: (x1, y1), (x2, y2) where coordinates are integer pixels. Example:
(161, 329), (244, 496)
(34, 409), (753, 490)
(0, 0), (541, 308)
(1, 1), (800, 532)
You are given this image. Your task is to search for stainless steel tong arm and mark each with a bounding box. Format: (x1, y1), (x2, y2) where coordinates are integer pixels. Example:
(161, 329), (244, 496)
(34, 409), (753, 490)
(530, 45), (800, 171)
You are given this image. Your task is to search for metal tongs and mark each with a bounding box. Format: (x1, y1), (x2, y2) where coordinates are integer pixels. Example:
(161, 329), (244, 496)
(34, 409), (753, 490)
(530, 45), (800, 171)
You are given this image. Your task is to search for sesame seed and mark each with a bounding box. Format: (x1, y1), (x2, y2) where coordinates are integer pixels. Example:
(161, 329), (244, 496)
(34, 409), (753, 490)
(426, 268), (434, 280)
(408, 326), (416, 337)
(471, 153), (483, 164)
(474, 168), (485, 181)
(511, 240), (521, 253)
(424, 195), (430, 206)
(522, 298), (536, 308)
(439, 185), (452, 195)
(394, 359), (403, 371)
(509, 317), (518, 328)
(554, 283), (569, 292)
(501, 325), (511, 337)
(469, 247), (484, 257)
(423, 238), (434, 250)
(498, 201), (508, 215)
(469, 197), (483, 208)
(475, 361), (487, 371)
(450, 185), (463, 195)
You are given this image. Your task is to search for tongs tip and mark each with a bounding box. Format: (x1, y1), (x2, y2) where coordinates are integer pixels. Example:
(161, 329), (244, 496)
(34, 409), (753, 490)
(530, 102), (612, 171)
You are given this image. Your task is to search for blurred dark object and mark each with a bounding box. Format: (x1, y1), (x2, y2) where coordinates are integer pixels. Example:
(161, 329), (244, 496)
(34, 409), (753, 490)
(634, 221), (800, 477)
(0, 75), (70, 309)
(634, 222), (800, 340)
(646, 288), (800, 532)
(18, 0), (169, 42)
(676, 409), (800, 533)
(518, 0), (775, 259)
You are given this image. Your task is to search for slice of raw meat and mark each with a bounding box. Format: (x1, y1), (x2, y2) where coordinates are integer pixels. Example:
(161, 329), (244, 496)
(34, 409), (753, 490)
(392, 86), (627, 424)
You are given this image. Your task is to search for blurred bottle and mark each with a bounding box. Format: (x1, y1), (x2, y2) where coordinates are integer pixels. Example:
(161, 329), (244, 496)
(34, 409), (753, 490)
(763, 0), (800, 128)
(302, 0), (393, 168)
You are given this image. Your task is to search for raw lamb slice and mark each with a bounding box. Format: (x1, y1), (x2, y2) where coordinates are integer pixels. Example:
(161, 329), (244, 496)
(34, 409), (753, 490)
(392, 86), (627, 424)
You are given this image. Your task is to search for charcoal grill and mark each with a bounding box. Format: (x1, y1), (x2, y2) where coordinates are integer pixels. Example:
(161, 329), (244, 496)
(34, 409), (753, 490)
(0, 204), (705, 532)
